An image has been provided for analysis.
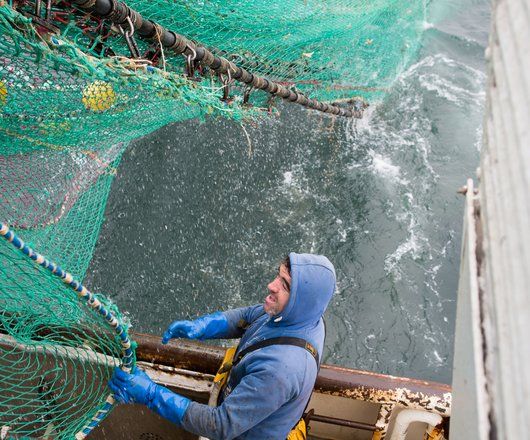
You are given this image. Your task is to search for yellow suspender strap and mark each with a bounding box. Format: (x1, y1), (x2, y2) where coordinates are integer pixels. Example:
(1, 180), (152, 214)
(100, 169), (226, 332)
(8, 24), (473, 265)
(214, 346), (237, 389)
(286, 418), (307, 440)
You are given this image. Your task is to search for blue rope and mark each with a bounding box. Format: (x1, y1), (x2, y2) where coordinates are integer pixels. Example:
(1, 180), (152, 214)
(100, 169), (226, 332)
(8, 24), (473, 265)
(0, 222), (134, 439)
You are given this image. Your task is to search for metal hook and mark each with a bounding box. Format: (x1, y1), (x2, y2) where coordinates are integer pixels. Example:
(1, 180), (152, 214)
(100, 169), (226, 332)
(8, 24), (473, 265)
(27, 0), (60, 34)
(266, 94), (278, 114)
(223, 69), (232, 85)
(34, 0), (42, 17)
(125, 16), (135, 38)
(220, 70), (233, 102)
(185, 47), (198, 78)
(118, 18), (140, 58)
(243, 85), (253, 105)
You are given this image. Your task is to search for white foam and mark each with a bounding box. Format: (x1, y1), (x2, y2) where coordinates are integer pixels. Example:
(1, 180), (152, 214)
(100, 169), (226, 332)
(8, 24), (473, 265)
(419, 72), (485, 106)
(424, 334), (437, 343)
(432, 350), (444, 364)
(423, 21), (434, 30)
(368, 150), (409, 185)
(345, 105), (376, 140)
(474, 125), (483, 152)
(397, 54), (486, 117)
(402, 53), (486, 83)
(363, 334), (377, 350)
(370, 151), (400, 178)
(385, 232), (422, 280)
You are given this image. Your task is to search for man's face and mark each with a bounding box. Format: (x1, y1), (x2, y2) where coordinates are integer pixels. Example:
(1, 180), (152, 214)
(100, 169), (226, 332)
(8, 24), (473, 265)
(264, 264), (291, 316)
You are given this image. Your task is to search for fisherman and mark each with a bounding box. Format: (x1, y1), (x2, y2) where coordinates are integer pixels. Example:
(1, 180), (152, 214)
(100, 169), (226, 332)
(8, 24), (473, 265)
(108, 252), (336, 439)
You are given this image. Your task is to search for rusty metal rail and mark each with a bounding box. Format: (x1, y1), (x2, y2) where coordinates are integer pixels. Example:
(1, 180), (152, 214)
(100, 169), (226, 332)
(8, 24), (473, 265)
(133, 332), (452, 417)
(305, 409), (378, 432)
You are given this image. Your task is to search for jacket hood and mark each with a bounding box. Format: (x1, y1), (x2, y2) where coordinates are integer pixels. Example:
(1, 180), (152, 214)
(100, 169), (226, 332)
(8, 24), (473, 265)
(272, 253), (336, 328)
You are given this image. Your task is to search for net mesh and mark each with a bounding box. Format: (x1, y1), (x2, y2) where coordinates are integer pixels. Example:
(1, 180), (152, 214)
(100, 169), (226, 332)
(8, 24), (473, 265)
(0, 226), (130, 438)
(0, 0), (427, 437)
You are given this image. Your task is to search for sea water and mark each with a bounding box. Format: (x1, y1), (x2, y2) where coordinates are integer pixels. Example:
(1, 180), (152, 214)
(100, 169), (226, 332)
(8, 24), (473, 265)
(87, 0), (490, 384)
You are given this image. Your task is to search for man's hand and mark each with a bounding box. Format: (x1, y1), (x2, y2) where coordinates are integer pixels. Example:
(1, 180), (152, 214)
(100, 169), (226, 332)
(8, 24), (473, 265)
(108, 367), (191, 425)
(161, 311), (229, 344)
(162, 320), (203, 343)
(108, 367), (156, 405)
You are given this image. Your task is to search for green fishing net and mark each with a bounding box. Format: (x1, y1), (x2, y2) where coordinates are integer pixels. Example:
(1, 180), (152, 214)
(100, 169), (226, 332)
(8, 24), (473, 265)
(0, 222), (132, 439)
(0, 0), (427, 437)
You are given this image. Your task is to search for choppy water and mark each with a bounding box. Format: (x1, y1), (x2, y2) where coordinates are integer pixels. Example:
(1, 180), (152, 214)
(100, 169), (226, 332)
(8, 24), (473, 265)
(87, 0), (490, 384)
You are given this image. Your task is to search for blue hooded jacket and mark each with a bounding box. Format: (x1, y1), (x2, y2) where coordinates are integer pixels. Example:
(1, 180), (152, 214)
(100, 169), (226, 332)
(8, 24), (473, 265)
(181, 253), (336, 439)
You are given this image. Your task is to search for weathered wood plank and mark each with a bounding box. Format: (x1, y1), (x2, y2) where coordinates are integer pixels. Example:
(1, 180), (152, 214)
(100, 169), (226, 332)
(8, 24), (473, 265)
(452, 0), (530, 437)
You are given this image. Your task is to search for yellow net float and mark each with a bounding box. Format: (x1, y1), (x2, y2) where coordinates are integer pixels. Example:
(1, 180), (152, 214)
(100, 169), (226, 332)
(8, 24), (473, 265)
(0, 80), (7, 107)
(82, 80), (116, 111)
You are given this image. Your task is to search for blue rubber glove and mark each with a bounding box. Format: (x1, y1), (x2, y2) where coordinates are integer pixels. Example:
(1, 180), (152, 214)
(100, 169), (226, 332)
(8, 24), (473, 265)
(161, 311), (229, 344)
(108, 367), (191, 425)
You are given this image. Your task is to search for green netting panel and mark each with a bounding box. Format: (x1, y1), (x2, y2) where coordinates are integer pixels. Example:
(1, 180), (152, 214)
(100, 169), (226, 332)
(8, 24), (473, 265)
(0, 2), (250, 271)
(0, 225), (132, 439)
(121, 0), (427, 102)
(0, 144), (124, 277)
(0, 0), (428, 156)
(0, 3), (249, 154)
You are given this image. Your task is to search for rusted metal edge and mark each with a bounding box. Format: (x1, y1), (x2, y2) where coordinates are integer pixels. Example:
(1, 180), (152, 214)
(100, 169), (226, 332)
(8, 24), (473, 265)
(0, 329), (451, 418)
(133, 331), (225, 374)
(306, 411), (377, 432)
(133, 331), (452, 416)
